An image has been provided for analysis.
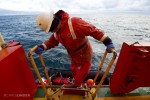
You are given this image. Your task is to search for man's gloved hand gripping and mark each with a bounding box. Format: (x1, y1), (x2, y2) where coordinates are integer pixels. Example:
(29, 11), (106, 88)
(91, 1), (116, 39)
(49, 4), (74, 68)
(103, 37), (115, 53)
(35, 45), (44, 55)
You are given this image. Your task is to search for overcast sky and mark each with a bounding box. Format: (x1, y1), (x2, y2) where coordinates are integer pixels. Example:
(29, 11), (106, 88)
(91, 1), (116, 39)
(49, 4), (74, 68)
(0, 0), (150, 13)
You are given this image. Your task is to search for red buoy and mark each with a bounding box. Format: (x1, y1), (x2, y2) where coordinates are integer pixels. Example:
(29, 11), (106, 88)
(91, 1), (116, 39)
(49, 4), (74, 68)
(87, 79), (94, 86)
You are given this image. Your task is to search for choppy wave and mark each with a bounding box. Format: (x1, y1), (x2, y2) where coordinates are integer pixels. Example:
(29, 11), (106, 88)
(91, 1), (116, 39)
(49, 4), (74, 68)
(0, 13), (150, 75)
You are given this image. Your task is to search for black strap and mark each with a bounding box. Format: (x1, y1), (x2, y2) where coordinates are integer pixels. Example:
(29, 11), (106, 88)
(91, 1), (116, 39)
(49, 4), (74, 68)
(74, 39), (88, 52)
(60, 31), (88, 53)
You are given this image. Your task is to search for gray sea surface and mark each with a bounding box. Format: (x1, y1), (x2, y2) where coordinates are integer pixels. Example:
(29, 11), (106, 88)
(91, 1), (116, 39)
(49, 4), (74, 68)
(0, 13), (150, 77)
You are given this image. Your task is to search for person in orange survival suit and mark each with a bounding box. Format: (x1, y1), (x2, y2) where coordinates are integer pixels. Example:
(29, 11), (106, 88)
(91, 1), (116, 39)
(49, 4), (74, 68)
(35, 10), (115, 87)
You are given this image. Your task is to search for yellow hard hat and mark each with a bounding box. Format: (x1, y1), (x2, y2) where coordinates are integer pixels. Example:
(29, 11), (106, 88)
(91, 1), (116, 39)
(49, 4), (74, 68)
(36, 11), (54, 33)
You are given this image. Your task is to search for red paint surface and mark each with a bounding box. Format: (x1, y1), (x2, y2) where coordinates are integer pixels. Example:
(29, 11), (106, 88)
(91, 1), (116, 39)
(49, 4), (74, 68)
(110, 42), (150, 94)
(0, 42), (37, 100)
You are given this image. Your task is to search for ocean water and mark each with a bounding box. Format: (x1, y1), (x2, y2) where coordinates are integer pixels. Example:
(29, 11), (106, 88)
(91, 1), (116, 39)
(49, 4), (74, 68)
(0, 13), (150, 76)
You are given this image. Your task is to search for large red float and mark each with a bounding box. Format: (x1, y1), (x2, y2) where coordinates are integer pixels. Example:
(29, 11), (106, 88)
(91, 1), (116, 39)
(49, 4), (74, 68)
(110, 42), (150, 94)
(0, 42), (37, 100)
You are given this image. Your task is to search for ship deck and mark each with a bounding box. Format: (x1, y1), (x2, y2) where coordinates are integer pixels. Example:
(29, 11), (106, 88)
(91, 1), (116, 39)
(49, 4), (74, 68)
(34, 86), (150, 100)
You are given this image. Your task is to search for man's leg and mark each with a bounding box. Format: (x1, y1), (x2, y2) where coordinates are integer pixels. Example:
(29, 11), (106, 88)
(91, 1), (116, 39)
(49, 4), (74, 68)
(73, 61), (91, 86)
(70, 64), (78, 80)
